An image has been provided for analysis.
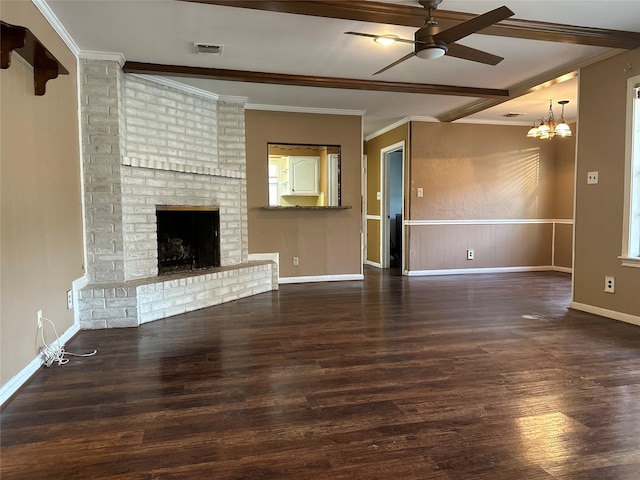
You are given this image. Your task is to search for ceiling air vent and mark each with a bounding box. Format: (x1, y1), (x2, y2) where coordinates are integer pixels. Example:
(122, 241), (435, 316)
(501, 112), (525, 118)
(194, 43), (223, 55)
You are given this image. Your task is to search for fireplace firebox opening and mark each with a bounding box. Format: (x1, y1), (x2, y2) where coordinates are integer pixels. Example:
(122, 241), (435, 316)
(156, 206), (220, 275)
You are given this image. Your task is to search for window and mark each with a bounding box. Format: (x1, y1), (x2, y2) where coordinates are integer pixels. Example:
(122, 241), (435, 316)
(622, 74), (640, 267)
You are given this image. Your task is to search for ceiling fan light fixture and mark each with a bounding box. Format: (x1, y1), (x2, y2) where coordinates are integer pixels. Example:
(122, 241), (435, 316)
(374, 35), (398, 46)
(349, 1), (514, 75)
(416, 46), (447, 60)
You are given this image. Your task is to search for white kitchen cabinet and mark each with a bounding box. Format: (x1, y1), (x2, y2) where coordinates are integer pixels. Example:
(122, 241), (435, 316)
(290, 156), (319, 195)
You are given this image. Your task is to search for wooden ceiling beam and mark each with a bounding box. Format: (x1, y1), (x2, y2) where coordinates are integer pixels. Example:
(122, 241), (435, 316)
(179, 0), (640, 50)
(123, 61), (510, 98)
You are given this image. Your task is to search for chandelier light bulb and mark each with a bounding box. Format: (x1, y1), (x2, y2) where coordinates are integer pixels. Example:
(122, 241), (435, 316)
(555, 122), (571, 136)
(526, 100), (572, 139)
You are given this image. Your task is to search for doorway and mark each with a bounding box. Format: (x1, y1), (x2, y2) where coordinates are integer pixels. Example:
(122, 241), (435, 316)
(380, 142), (405, 270)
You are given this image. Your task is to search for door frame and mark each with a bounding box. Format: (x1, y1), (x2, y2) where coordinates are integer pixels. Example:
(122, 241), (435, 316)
(380, 141), (405, 269)
(362, 154), (368, 270)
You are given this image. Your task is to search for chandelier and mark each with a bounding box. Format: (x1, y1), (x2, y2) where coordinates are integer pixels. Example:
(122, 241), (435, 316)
(526, 100), (572, 139)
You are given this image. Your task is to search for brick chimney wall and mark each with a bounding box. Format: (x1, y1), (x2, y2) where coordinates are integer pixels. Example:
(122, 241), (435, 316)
(77, 59), (275, 329)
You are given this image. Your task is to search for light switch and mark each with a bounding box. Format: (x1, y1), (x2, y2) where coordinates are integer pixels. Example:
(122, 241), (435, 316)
(376, 191), (381, 200)
(417, 187), (424, 198)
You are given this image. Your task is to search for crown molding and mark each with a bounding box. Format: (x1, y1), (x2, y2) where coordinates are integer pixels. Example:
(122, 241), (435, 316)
(452, 118), (532, 127)
(246, 104), (364, 117)
(129, 74), (247, 104)
(365, 118), (409, 141)
(408, 116), (439, 124)
(32, 0), (80, 56)
(79, 51), (126, 67)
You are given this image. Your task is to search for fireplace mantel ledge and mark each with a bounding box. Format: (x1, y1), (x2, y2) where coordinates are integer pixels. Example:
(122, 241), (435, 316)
(86, 260), (275, 290)
(122, 157), (246, 179)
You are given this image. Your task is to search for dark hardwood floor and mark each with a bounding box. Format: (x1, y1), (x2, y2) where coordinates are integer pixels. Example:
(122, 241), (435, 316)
(2, 269), (640, 479)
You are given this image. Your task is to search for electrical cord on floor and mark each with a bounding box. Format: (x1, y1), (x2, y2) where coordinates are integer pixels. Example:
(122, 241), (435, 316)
(40, 317), (97, 367)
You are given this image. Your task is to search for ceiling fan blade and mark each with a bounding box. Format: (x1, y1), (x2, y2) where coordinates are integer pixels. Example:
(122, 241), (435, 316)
(373, 51), (415, 75)
(435, 6), (514, 45)
(345, 31), (379, 40)
(344, 31), (417, 45)
(445, 42), (504, 65)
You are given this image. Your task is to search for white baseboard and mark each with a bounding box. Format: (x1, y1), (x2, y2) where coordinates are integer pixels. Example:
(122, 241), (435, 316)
(570, 302), (640, 327)
(407, 265), (553, 276)
(553, 266), (573, 274)
(365, 260), (381, 268)
(279, 274), (364, 284)
(72, 274), (89, 327)
(0, 322), (81, 407)
(0, 355), (42, 407)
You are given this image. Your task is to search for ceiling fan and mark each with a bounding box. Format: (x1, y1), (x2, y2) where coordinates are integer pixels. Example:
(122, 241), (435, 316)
(345, 0), (515, 75)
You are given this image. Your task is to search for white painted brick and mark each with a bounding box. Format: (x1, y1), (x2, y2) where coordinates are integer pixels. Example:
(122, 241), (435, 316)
(140, 291), (165, 303)
(150, 299), (176, 312)
(82, 318), (108, 329)
(163, 287), (187, 299)
(164, 304), (187, 318)
(139, 303), (153, 314)
(91, 307), (127, 319)
(78, 298), (107, 310)
(106, 317), (138, 328)
(105, 298), (137, 308)
(79, 60), (263, 324)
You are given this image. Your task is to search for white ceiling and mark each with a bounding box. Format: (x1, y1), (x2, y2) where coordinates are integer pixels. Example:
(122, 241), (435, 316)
(45, 0), (640, 136)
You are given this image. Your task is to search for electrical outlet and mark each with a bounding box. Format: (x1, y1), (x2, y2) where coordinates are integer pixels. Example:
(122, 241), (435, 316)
(604, 276), (615, 293)
(293, 256), (299, 266)
(467, 249), (474, 260)
(67, 289), (73, 309)
(587, 171), (599, 184)
(37, 310), (43, 329)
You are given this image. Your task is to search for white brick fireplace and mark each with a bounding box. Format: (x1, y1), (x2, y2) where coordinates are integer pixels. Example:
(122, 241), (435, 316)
(77, 59), (276, 329)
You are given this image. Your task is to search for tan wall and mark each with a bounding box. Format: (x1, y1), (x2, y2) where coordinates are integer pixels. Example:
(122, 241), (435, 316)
(554, 223), (573, 269)
(364, 124), (410, 264)
(552, 124), (576, 269)
(407, 121), (574, 272)
(410, 122), (559, 220)
(364, 124), (409, 217)
(573, 48), (640, 317)
(246, 111), (362, 278)
(366, 219), (381, 265)
(411, 223), (553, 270)
(553, 123), (577, 219)
(1, 3), (84, 388)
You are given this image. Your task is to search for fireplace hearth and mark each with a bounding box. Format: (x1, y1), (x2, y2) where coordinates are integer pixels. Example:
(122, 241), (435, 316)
(156, 206), (220, 275)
